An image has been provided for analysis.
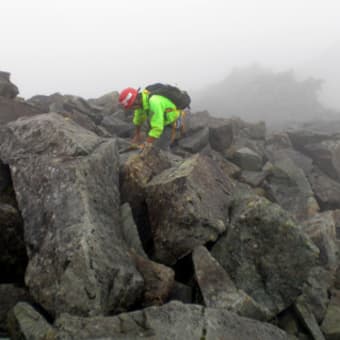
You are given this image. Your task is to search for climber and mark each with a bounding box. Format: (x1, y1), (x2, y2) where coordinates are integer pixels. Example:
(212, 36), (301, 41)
(118, 85), (189, 151)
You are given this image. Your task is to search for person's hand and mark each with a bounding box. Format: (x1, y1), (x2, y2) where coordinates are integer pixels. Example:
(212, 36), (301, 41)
(139, 140), (154, 155)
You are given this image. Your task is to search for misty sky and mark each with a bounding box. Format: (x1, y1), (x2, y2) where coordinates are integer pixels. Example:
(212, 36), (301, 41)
(2, 0), (340, 99)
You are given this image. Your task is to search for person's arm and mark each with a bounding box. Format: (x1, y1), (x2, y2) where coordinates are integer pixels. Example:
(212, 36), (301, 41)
(148, 100), (165, 140)
(131, 108), (146, 143)
(131, 125), (142, 144)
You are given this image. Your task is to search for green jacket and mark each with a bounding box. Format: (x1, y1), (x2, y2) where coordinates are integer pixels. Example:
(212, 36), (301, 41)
(133, 91), (180, 138)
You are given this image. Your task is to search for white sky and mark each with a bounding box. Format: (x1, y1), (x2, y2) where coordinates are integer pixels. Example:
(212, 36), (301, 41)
(1, 0), (340, 99)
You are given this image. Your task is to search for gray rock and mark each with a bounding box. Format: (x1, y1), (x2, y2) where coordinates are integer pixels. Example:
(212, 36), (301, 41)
(120, 203), (147, 257)
(297, 266), (333, 324)
(287, 129), (334, 148)
(7, 302), (55, 340)
(193, 246), (271, 320)
(0, 113), (143, 317)
(132, 253), (175, 307)
(54, 301), (288, 340)
(178, 127), (209, 153)
(184, 111), (211, 134)
(208, 117), (233, 152)
(321, 295), (340, 340)
(302, 212), (337, 270)
(264, 156), (319, 222)
(240, 170), (267, 187)
(306, 166), (340, 210)
(168, 281), (192, 303)
(303, 140), (340, 182)
(232, 147), (263, 171)
(211, 192), (319, 315)
(0, 285), (31, 335)
(146, 154), (233, 265)
(200, 146), (241, 178)
(87, 91), (120, 114)
(0, 97), (42, 125)
(294, 301), (326, 340)
(120, 147), (173, 250)
(0, 72), (18, 99)
(100, 115), (134, 138)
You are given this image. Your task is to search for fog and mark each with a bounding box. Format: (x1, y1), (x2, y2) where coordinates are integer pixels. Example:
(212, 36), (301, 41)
(2, 0), (340, 111)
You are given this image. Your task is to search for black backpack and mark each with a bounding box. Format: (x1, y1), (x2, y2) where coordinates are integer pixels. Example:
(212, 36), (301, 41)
(145, 83), (191, 109)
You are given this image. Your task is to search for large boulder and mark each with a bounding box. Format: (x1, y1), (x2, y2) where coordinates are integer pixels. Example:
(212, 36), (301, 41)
(231, 147), (263, 171)
(28, 93), (104, 125)
(100, 114), (135, 138)
(54, 301), (288, 340)
(120, 203), (175, 307)
(211, 191), (319, 316)
(263, 156), (319, 222)
(145, 154), (234, 265)
(0, 71), (18, 99)
(193, 246), (271, 321)
(306, 166), (340, 210)
(0, 113), (144, 317)
(302, 140), (340, 182)
(0, 97), (42, 125)
(288, 129), (340, 182)
(208, 117), (233, 152)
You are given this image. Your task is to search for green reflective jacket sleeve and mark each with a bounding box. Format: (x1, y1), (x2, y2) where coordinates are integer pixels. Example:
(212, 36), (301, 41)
(148, 95), (179, 138)
(132, 92), (180, 138)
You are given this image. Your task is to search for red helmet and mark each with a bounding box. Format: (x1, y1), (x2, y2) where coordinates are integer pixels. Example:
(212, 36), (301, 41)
(119, 87), (138, 109)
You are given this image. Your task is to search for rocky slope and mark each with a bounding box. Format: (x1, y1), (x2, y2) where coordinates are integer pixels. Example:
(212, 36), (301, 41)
(1, 72), (340, 339)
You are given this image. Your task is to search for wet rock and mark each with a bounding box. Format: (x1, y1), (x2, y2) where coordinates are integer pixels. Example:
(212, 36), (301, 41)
(321, 292), (340, 340)
(297, 266), (333, 324)
(231, 147), (263, 171)
(0, 285), (31, 335)
(302, 212), (337, 270)
(87, 91), (120, 114)
(294, 301), (325, 340)
(193, 246), (271, 320)
(264, 156), (319, 221)
(240, 170), (267, 187)
(0, 97), (42, 125)
(178, 127), (209, 153)
(132, 253), (175, 307)
(211, 191), (319, 316)
(7, 302), (55, 340)
(169, 281), (192, 304)
(0, 113), (143, 317)
(200, 146), (241, 178)
(120, 147), (172, 250)
(146, 154), (233, 265)
(120, 203), (147, 257)
(0, 71), (18, 99)
(306, 166), (340, 211)
(54, 301), (288, 340)
(100, 114), (134, 138)
(208, 117), (233, 152)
